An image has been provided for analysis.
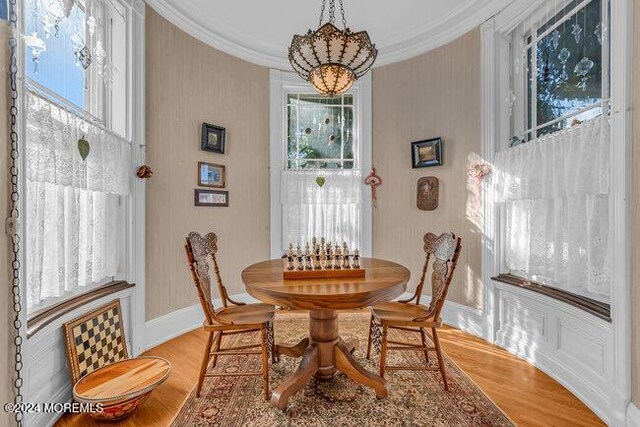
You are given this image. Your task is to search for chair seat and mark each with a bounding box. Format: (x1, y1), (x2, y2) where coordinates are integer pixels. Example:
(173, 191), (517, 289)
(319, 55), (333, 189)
(215, 303), (275, 326)
(371, 301), (433, 323)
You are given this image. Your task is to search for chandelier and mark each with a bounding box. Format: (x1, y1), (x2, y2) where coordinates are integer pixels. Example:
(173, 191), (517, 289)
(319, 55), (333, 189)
(288, 0), (377, 97)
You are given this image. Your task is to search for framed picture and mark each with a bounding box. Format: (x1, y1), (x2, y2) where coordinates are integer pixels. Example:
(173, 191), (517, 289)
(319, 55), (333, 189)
(198, 162), (226, 188)
(411, 137), (443, 168)
(201, 123), (226, 154)
(194, 189), (229, 207)
(417, 176), (439, 211)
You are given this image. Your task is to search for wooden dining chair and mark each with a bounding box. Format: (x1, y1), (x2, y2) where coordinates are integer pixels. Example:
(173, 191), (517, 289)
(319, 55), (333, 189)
(185, 232), (276, 400)
(366, 232), (462, 390)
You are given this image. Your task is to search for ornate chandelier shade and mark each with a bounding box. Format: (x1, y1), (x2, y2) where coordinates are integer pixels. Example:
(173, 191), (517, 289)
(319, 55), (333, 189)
(288, 0), (377, 97)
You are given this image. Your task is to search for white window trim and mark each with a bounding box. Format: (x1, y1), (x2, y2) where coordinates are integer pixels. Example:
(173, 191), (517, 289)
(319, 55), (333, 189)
(18, 0), (147, 352)
(269, 70), (372, 259)
(509, 0), (611, 141)
(481, 0), (633, 423)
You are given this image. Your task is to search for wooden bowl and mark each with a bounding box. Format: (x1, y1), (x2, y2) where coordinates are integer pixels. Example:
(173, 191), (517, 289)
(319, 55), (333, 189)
(73, 356), (171, 421)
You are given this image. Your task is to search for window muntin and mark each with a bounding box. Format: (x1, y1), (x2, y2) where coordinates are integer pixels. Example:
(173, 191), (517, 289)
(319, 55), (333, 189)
(286, 94), (355, 170)
(511, 0), (609, 141)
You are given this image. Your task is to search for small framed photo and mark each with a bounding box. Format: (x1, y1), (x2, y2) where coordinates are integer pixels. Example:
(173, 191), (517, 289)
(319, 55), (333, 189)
(411, 137), (443, 168)
(198, 161), (226, 188)
(201, 123), (226, 154)
(194, 189), (229, 207)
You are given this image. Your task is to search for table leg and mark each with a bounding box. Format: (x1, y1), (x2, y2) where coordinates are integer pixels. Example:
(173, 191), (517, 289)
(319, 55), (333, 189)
(276, 338), (309, 358)
(270, 345), (318, 410)
(335, 339), (388, 399)
(271, 310), (389, 410)
(343, 337), (358, 354)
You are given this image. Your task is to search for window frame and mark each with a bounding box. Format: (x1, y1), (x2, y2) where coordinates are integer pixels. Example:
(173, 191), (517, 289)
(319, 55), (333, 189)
(20, 0), (137, 317)
(501, 0), (612, 295)
(509, 0), (611, 142)
(285, 93), (356, 171)
(269, 70), (373, 260)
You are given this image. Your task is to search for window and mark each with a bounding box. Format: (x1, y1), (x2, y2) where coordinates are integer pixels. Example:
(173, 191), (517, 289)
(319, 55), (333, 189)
(287, 94), (354, 170)
(277, 89), (364, 254)
(24, 0), (127, 136)
(509, 0), (609, 142)
(23, 0), (132, 312)
(495, 0), (612, 306)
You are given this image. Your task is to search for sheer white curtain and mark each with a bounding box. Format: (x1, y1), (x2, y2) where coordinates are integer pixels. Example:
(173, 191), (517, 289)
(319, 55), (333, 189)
(494, 116), (611, 302)
(25, 90), (131, 309)
(281, 170), (361, 252)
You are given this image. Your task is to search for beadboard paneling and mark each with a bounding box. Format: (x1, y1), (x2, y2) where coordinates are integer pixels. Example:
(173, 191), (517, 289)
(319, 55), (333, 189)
(371, 29), (483, 309)
(145, 7), (270, 320)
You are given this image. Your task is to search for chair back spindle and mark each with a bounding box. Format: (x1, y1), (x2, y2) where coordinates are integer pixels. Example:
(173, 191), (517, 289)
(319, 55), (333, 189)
(412, 232), (462, 320)
(184, 232), (232, 325)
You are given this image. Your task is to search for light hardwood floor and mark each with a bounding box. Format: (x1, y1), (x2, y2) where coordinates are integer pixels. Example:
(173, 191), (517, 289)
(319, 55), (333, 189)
(57, 313), (604, 427)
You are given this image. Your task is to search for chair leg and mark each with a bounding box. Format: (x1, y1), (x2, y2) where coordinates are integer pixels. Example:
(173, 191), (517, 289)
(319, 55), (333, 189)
(379, 324), (388, 378)
(366, 313), (374, 360)
(260, 326), (270, 400)
(270, 322), (278, 364)
(432, 327), (449, 391)
(211, 331), (223, 368)
(196, 332), (215, 397)
(420, 328), (430, 365)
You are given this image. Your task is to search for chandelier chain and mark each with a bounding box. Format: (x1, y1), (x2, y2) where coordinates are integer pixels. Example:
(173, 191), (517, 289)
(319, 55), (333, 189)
(318, 0), (326, 27)
(318, 0), (348, 29)
(338, 0), (347, 30)
(8, 0), (25, 425)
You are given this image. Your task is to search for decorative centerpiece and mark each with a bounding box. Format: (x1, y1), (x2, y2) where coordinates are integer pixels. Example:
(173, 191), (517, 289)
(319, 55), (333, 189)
(283, 237), (363, 279)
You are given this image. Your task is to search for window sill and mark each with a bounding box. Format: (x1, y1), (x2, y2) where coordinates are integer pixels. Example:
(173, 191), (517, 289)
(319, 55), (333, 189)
(27, 281), (135, 338)
(491, 273), (611, 322)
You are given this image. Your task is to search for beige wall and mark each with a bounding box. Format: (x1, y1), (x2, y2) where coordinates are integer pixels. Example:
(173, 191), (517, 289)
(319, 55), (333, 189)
(1, 21), (13, 426)
(145, 8), (270, 320)
(371, 29), (483, 309)
(632, 0), (640, 407)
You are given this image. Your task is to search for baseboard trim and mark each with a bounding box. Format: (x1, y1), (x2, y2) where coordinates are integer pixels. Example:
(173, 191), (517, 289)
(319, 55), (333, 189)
(145, 292), (483, 351)
(628, 402), (640, 427)
(417, 293), (484, 339)
(144, 293), (260, 351)
(145, 304), (204, 351)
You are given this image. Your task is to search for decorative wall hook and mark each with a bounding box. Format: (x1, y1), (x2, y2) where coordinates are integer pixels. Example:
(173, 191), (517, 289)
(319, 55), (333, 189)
(136, 165), (154, 179)
(364, 167), (382, 208)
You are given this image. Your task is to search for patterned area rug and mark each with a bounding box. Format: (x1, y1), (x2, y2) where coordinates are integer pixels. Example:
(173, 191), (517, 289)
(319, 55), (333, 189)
(173, 313), (514, 426)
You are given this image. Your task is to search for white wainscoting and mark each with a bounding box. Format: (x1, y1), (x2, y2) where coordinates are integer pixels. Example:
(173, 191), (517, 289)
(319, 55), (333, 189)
(628, 402), (640, 427)
(24, 287), (135, 427)
(492, 281), (618, 425)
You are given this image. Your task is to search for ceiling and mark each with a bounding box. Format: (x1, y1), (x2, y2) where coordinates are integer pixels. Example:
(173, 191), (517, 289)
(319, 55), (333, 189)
(146, 0), (510, 69)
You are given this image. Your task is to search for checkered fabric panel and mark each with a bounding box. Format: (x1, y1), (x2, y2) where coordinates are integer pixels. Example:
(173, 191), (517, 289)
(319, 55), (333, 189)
(71, 306), (127, 379)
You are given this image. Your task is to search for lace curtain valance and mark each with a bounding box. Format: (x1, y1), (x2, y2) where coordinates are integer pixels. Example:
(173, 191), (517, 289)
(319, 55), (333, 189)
(494, 116), (611, 302)
(25, 90), (129, 309)
(281, 170), (362, 252)
(281, 170), (362, 205)
(25, 90), (131, 195)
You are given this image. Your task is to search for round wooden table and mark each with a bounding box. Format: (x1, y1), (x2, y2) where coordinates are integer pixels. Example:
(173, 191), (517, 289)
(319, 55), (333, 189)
(241, 257), (409, 410)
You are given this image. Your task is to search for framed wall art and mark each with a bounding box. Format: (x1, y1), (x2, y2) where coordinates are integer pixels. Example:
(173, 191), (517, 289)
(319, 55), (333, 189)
(198, 161), (226, 188)
(194, 189), (229, 207)
(411, 137), (443, 168)
(201, 122), (226, 154)
(417, 176), (439, 211)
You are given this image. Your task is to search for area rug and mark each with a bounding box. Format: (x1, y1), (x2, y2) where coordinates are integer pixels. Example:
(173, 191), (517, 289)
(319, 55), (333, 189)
(172, 313), (514, 426)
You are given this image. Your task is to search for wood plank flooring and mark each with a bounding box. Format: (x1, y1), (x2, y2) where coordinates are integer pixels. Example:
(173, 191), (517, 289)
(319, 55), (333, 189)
(56, 313), (604, 427)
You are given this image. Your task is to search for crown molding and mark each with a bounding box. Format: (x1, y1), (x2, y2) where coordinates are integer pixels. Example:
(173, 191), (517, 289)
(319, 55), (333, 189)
(145, 0), (511, 70)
